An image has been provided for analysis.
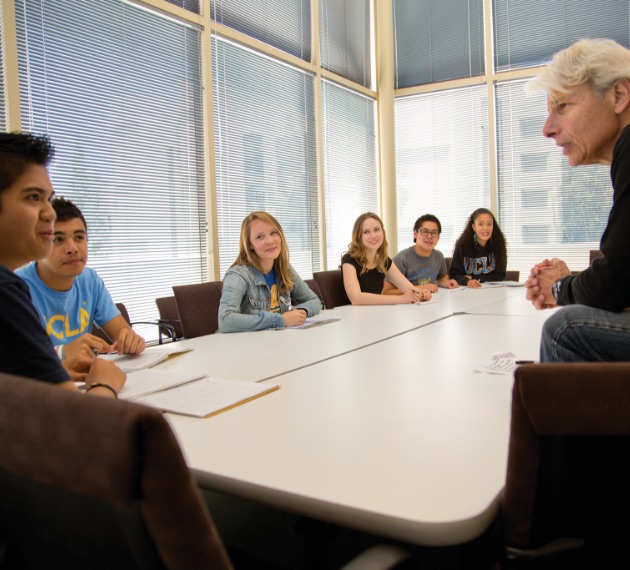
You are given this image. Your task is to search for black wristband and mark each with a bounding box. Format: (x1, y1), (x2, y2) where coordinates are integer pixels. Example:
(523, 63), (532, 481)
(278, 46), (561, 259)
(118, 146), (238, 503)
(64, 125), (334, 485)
(86, 383), (118, 399)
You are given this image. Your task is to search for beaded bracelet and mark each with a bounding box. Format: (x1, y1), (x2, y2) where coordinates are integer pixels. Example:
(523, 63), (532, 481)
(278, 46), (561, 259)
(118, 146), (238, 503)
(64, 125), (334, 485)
(86, 383), (118, 399)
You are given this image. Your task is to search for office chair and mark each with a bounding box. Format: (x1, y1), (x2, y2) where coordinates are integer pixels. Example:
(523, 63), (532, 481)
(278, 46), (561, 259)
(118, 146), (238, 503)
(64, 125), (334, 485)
(0, 372), (232, 570)
(500, 362), (630, 568)
(155, 296), (184, 341)
(90, 302), (176, 345)
(589, 250), (604, 266)
(504, 270), (520, 281)
(313, 270), (351, 309)
(304, 278), (325, 306)
(444, 257), (452, 272)
(172, 281), (223, 338)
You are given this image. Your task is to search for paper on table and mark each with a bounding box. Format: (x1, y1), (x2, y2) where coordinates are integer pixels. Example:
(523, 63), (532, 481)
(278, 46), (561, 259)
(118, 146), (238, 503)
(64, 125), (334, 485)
(474, 351), (530, 375)
(414, 297), (438, 305)
(287, 317), (341, 329)
(486, 281), (524, 287)
(119, 369), (206, 400)
(132, 377), (280, 418)
(100, 346), (192, 372)
(479, 282), (503, 289)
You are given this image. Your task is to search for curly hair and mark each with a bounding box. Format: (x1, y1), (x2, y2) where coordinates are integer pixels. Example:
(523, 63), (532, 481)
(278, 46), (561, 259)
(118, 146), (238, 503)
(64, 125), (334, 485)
(232, 211), (294, 293)
(345, 212), (390, 276)
(453, 208), (507, 269)
(0, 132), (55, 194)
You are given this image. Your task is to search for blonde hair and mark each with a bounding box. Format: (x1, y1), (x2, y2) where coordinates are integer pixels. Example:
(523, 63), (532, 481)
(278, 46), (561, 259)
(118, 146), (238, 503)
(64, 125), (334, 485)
(233, 211), (294, 292)
(529, 38), (630, 97)
(346, 212), (390, 276)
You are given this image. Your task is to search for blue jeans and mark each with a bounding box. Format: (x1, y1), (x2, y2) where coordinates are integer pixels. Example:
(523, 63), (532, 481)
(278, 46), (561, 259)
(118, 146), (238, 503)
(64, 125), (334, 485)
(541, 304), (630, 363)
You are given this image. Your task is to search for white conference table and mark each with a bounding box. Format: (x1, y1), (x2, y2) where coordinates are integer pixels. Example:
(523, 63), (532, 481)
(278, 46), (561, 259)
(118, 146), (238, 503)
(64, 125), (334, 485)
(160, 286), (550, 547)
(156, 286), (525, 383)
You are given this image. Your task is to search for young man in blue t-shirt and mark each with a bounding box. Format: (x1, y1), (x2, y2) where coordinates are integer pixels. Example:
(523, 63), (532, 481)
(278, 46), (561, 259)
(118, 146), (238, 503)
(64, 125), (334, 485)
(17, 197), (145, 361)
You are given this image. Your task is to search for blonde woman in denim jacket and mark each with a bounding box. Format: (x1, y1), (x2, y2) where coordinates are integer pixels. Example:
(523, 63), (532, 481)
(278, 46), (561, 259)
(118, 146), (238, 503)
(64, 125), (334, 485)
(218, 212), (322, 333)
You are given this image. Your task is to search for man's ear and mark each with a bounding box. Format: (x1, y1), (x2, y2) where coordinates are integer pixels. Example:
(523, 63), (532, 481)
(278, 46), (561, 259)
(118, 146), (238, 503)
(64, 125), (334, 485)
(612, 78), (630, 114)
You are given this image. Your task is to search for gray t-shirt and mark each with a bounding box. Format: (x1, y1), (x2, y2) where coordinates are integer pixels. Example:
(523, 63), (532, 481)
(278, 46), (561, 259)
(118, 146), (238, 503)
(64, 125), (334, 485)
(385, 246), (447, 286)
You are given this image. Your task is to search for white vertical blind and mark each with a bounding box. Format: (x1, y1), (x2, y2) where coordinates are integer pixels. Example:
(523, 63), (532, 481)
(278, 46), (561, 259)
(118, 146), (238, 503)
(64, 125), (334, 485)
(212, 37), (319, 278)
(321, 79), (378, 268)
(393, 0), (484, 88)
(394, 86), (489, 256)
(496, 80), (610, 275)
(210, 0), (311, 61)
(319, 0), (371, 87)
(15, 0), (208, 339)
(494, 0), (630, 71)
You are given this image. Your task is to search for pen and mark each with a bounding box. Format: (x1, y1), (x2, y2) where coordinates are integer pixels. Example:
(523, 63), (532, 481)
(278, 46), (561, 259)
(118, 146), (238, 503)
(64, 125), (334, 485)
(515, 360), (535, 365)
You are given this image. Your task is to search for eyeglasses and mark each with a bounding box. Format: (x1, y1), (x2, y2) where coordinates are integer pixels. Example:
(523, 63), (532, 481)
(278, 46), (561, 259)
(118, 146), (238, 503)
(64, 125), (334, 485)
(418, 229), (439, 237)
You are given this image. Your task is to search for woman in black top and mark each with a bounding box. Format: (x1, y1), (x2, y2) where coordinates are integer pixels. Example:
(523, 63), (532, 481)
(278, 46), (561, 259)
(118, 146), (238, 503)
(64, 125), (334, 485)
(341, 212), (430, 304)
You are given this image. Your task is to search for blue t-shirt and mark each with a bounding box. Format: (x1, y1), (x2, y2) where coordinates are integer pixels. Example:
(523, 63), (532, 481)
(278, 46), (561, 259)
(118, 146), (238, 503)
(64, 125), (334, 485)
(263, 268), (281, 313)
(16, 263), (120, 347)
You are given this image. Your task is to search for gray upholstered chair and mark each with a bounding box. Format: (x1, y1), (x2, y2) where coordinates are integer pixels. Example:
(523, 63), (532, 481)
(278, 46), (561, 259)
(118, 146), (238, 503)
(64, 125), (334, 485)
(172, 281), (223, 338)
(0, 372), (232, 569)
(501, 362), (630, 568)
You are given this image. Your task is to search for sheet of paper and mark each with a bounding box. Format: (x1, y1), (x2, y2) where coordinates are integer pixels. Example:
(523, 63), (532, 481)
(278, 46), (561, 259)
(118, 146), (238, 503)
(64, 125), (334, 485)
(100, 346), (192, 372)
(287, 317), (341, 329)
(414, 297), (438, 305)
(119, 369), (206, 399)
(474, 351), (534, 375)
(134, 377), (280, 418)
(485, 281), (524, 287)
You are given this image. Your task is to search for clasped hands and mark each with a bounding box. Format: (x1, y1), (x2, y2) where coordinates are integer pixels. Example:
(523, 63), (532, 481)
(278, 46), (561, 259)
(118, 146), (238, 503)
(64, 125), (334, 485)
(525, 258), (572, 310)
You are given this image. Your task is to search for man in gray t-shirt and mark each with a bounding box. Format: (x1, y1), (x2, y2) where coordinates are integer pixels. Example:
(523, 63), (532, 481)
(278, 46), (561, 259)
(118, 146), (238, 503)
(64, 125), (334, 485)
(383, 214), (458, 294)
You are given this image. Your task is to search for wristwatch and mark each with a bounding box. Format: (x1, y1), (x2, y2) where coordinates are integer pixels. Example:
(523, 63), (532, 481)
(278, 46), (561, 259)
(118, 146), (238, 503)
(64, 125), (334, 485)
(551, 278), (562, 302)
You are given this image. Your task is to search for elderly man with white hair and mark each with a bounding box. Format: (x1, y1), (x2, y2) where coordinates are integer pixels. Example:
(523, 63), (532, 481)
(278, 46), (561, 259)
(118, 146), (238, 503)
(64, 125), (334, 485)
(525, 38), (630, 362)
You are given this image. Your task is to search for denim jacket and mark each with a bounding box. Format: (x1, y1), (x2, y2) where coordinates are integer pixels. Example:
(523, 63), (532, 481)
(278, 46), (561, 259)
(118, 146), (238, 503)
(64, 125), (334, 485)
(218, 264), (322, 333)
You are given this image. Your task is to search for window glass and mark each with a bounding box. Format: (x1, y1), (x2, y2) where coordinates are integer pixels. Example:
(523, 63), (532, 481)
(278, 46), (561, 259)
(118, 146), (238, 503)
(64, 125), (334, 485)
(212, 37), (319, 278)
(320, 0), (371, 87)
(394, 86), (489, 257)
(210, 0), (310, 61)
(493, 0), (630, 71)
(496, 80), (610, 275)
(15, 0), (207, 339)
(321, 79), (378, 268)
(165, 0), (200, 13)
(393, 0), (484, 88)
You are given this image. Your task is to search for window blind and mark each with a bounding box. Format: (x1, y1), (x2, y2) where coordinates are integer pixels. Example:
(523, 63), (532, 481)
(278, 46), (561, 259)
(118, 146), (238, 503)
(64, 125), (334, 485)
(210, 0), (310, 61)
(165, 0), (200, 13)
(394, 86), (489, 255)
(319, 0), (371, 87)
(494, 0), (630, 71)
(0, 9), (6, 131)
(212, 36), (319, 279)
(321, 79), (378, 268)
(15, 0), (208, 340)
(496, 79), (610, 276)
(393, 0), (484, 88)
